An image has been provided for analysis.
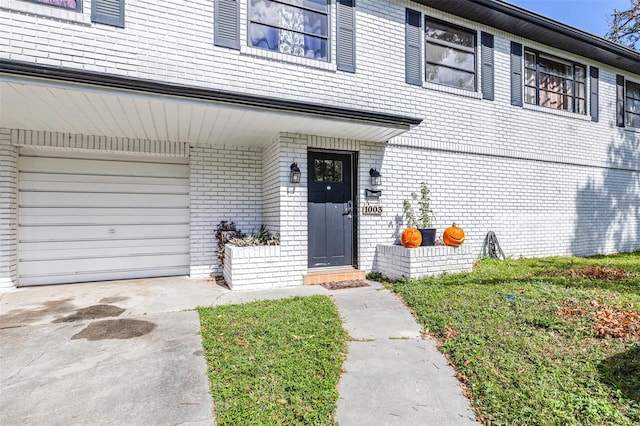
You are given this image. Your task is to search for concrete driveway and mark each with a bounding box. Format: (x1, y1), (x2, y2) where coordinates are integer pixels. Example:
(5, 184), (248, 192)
(0, 277), (227, 426)
(1, 277), (477, 426)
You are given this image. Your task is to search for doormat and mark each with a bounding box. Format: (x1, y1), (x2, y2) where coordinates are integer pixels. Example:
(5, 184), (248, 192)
(320, 280), (369, 290)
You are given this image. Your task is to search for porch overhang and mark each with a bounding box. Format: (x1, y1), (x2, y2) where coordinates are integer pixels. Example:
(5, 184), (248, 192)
(0, 60), (422, 147)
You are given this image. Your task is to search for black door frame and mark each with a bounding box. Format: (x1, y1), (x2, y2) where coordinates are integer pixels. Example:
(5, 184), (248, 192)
(307, 149), (358, 269)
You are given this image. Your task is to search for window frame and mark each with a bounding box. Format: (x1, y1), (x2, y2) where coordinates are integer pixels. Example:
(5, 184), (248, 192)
(625, 79), (640, 129)
(247, 0), (331, 62)
(424, 17), (477, 91)
(22, 0), (81, 12)
(524, 48), (587, 115)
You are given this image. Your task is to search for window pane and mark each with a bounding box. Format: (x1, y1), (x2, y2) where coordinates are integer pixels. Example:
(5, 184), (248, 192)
(36, 0), (77, 8)
(426, 44), (475, 72)
(525, 86), (537, 105)
(525, 68), (536, 86)
(280, 0), (328, 13)
(524, 51), (536, 68)
(540, 73), (572, 95)
(314, 159), (343, 182)
(540, 91), (571, 111)
(250, 23), (327, 59)
(627, 81), (640, 101)
(426, 65), (475, 90)
(539, 57), (572, 78)
(574, 65), (586, 82)
(627, 112), (640, 128)
(425, 21), (474, 48)
(250, 0), (328, 37)
(577, 99), (586, 115)
(575, 82), (585, 99)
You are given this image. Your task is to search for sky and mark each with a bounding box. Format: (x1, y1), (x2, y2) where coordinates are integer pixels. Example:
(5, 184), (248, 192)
(505, 0), (630, 38)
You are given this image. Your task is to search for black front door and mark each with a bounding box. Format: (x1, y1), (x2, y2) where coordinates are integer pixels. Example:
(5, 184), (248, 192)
(307, 151), (354, 268)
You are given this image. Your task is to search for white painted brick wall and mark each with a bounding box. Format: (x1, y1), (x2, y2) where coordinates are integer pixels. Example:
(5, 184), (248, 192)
(0, 129), (18, 288)
(262, 135), (281, 235)
(223, 245), (293, 290)
(376, 245), (475, 280)
(1, 0), (639, 288)
(189, 143), (264, 278)
(277, 132), (638, 277)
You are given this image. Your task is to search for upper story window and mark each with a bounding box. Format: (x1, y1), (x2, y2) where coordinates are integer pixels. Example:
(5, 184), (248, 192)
(30, 0), (80, 10)
(249, 0), (329, 61)
(625, 80), (640, 128)
(425, 19), (476, 91)
(524, 49), (586, 114)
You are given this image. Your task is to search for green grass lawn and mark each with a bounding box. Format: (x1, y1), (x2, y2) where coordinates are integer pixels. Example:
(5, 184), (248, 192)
(381, 252), (640, 425)
(197, 295), (347, 425)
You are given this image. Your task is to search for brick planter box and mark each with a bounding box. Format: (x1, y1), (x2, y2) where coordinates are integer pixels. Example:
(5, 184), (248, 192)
(223, 244), (301, 290)
(376, 245), (476, 281)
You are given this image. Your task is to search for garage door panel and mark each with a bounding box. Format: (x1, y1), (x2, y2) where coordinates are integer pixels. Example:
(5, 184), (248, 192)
(20, 156), (189, 178)
(19, 267), (190, 287)
(20, 172), (188, 187)
(20, 240), (190, 262)
(19, 179), (188, 195)
(20, 192), (190, 208)
(20, 237), (190, 252)
(20, 254), (190, 276)
(18, 150), (191, 286)
(19, 209), (189, 226)
(19, 224), (190, 241)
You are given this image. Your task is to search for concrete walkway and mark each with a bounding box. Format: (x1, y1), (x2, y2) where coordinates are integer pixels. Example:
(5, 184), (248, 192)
(0, 277), (477, 425)
(331, 282), (477, 425)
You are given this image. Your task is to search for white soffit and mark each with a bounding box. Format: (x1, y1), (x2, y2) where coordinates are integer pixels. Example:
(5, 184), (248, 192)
(0, 77), (409, 146)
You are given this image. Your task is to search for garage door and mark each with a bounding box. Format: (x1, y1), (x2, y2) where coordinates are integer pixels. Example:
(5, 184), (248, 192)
(18, 148), (190, 286)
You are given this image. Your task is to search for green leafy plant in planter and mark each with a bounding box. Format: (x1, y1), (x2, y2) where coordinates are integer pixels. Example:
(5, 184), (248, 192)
(403, 182), (437, 246)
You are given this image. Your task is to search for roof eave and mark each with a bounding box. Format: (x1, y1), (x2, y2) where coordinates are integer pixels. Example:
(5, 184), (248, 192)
(416, 0), (640, 75)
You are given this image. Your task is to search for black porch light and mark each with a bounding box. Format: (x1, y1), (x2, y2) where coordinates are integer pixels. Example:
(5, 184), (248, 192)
(290, 163), (301, 184)
(369, 168), (382, 186)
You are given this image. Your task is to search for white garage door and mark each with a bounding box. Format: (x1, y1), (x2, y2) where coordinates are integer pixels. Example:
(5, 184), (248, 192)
(18, 148), (190, 286)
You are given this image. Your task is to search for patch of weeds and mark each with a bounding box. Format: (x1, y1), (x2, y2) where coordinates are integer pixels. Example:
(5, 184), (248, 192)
(391, 253), (640, 425)
(197, 296), (347, 425)
(366, 272), (387, 282)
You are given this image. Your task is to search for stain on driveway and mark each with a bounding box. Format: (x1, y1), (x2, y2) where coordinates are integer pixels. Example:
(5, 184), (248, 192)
(52, 304), (126, 323)
(0, 298), (75, 328)
(72, 318), (156, 340)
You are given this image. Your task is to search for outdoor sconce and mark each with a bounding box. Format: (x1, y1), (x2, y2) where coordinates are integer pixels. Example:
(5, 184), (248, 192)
(290, 163), (301, 184)
(369, 168), (382, 186)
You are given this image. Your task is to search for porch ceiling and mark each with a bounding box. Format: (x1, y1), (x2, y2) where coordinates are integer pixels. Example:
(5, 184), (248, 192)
(0, 67), (420, 147)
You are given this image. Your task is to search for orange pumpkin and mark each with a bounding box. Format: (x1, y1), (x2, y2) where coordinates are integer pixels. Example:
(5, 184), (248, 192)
(401, 228), (422, 248)
(443, 223), (465, 246)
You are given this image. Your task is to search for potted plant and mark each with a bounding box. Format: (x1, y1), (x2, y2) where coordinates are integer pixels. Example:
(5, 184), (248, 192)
(403, 182), (436, 246)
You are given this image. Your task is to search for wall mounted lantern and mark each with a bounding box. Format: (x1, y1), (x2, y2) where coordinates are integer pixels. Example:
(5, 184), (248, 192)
(369, 168), (382, 186)
(290, 163), (301, 184)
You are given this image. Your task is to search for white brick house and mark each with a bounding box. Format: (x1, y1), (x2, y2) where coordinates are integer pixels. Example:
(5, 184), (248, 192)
(1, 0), (638, 289)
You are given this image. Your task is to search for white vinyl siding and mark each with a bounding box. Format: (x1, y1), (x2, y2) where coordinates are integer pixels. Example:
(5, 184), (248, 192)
(18, 149), (190, 286)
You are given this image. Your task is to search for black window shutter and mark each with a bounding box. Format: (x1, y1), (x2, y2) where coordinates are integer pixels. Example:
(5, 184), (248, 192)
(616, 74), (625, 127)
(215, 0), (240, 49)
(510, 42), (523, 106)
(405, 9), (422, 86)
(336, 0), (356, 72)
(481, 32), (494, 101)
(590, 67), (599, 122)
(92, 0), (124, 27)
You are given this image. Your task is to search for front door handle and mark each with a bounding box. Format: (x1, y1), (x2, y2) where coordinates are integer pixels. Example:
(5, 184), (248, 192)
(342, 200), (353, 217)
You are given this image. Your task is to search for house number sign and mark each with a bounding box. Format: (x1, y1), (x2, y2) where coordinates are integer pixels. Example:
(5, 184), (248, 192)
(362, 204), (383, 215)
